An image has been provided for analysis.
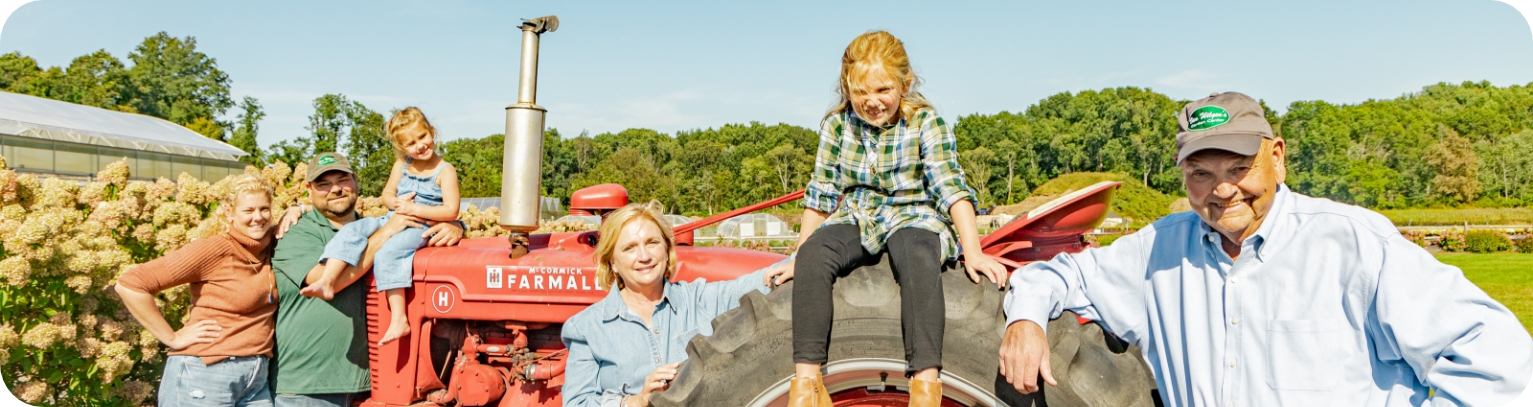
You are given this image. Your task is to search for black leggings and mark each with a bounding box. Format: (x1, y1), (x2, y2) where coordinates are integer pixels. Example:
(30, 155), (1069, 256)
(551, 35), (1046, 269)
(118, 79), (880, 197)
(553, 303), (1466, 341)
(792, 224), (945, 374)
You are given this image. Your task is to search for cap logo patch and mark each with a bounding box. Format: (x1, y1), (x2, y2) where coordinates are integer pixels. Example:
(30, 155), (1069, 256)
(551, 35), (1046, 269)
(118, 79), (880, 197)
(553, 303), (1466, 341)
(318, 155), (337, 166)
(1188, 106), (1230, 131)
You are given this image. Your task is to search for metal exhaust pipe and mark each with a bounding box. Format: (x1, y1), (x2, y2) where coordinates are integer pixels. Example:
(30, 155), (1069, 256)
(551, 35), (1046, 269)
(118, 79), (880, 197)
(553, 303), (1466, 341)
(500, 15), (558, 240)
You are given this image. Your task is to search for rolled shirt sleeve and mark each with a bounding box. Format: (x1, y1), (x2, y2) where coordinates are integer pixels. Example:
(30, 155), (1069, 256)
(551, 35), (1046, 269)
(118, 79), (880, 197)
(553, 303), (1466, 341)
(696, 256), (787, 314)
(1368, 233), (1532, 405)
(802, 118), (844, 214)
(916, 113), (974, 218)
(1004, 225), (1152, 342)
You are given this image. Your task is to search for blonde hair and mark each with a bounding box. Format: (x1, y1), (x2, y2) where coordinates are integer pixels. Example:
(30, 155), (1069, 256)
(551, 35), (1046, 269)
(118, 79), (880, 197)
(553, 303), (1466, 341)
(592, 201), (677, 291)
(210, 174), (275, 236)
(386, 107), (437, 159)
(824, 30), (934, 123)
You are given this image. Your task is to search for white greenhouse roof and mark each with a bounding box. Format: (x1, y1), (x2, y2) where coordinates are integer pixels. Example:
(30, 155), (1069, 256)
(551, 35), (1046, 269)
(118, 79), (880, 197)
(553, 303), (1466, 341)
(0, 91), (247, 161)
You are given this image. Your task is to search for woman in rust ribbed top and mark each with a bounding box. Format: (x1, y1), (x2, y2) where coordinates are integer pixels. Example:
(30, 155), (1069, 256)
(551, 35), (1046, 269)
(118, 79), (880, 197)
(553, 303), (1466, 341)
(117, 174), (278, 407)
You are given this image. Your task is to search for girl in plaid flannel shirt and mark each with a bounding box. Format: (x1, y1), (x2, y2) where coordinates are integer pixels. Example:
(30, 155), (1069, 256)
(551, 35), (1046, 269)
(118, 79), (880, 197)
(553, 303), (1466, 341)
(763, 30), (1007, 407)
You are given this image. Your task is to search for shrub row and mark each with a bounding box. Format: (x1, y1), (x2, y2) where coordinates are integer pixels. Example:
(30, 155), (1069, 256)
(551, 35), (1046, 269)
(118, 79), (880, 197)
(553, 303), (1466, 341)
(0, 157), (515, 405)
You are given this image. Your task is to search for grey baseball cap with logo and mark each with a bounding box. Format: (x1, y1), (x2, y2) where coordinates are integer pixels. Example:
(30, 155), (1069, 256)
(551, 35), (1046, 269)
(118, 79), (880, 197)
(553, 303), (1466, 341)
(305, 152), (355, 183)
(1175, 92), (1274, 163)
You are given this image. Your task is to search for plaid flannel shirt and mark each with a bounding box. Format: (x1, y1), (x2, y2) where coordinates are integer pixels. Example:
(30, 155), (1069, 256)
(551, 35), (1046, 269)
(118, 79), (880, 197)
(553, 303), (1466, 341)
(802, 107), (976, 262)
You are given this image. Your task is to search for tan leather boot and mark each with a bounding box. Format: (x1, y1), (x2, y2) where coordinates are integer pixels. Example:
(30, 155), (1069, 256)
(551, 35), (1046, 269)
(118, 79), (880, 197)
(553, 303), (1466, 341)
(907, 377), (942, 407)
(788, 374), (832, 407)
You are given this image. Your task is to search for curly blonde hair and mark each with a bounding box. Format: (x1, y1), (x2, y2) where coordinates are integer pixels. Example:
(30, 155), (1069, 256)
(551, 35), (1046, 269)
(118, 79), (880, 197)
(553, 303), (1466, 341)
(386, 107), (437, 159)
(592, 201), (677, 291)
(824, 30), (934, 124)
(208, 174), (274, 236)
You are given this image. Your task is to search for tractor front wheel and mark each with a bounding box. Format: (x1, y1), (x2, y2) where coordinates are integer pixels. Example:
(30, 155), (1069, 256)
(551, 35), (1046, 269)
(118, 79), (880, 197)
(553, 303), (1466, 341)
(654, 254), (1158, 407)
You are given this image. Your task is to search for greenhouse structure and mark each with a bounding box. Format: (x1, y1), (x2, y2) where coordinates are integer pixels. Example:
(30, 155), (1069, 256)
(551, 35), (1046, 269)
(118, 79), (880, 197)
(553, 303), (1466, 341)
(715, 213), (794, 239)
(0, 91), (249, 182)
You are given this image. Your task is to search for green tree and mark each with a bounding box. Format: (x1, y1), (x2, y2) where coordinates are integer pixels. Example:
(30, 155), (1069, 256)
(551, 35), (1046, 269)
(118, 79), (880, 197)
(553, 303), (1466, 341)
(344, 103), (390, 196)
(54, 50), (127, 110)
(0, 52), (42, 94)
(960, 146), (997, 207)
(230, 97), (265, 166)
(1426, 128), (1481, 205)
(121, 32), (233, 133)
(762, 144), (812, 196)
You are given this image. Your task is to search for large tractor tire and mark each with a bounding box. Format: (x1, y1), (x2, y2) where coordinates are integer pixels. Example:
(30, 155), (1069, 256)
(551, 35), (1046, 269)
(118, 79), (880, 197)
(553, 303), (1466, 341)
(654, 254), (1158, 407)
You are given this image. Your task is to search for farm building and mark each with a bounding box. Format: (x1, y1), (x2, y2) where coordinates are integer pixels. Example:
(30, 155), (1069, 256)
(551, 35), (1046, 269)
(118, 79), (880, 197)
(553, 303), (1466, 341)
(0, 90), (248, 182)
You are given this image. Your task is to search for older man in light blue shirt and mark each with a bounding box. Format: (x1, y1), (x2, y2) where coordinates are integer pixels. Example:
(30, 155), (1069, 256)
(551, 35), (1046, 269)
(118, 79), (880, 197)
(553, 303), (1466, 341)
(999, 92), (1532, 407)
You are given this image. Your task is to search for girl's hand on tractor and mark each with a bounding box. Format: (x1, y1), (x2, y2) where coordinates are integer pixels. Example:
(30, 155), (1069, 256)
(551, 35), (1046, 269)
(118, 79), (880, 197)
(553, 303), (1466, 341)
(963, 252), (1008, 288)
(764, 259), (796, 287)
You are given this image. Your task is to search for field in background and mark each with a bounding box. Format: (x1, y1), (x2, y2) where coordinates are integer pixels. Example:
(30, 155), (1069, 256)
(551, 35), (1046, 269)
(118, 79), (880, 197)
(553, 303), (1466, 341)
(1440, 253), (1533, 334)
(1383, 208), (1533, 227)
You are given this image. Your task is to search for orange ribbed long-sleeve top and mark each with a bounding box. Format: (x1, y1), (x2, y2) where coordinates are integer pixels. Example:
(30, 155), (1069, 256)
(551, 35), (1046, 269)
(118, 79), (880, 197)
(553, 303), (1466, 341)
(117, 231), (277, 365)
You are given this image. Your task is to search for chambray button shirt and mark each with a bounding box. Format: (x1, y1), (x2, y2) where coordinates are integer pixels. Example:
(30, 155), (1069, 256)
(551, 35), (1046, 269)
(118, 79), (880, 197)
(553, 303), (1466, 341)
(561, 261), (782, 407)
(1006, 185), (1532, 407)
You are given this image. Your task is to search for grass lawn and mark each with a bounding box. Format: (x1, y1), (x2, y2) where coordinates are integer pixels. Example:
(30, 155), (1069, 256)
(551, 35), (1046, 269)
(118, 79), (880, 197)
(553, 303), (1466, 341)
(1437, 253), (1533, 334)
(1382, 207), (1533, 226)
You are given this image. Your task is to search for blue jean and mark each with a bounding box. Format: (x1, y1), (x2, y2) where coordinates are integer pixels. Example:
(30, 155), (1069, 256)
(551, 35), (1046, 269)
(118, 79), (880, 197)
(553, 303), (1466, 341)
(273, 392), (365, 407)
(319, 212), (427, 291)
(158, 355), (272, 407)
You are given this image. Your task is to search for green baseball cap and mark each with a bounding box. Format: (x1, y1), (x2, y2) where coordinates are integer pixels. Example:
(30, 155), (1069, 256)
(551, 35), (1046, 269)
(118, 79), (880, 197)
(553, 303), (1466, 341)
(305, 152), (354, 183)
(1175, 92), (1274, 164)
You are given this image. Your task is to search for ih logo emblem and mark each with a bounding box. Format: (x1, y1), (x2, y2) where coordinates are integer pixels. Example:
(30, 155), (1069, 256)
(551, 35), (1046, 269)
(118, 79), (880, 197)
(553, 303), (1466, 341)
(431, 285), (457, 313)
(487, 267), (503, 289)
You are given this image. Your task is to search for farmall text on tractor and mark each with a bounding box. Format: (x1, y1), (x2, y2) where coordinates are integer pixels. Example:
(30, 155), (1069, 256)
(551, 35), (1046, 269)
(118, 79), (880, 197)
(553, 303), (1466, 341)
(356, 16), (1157, 407)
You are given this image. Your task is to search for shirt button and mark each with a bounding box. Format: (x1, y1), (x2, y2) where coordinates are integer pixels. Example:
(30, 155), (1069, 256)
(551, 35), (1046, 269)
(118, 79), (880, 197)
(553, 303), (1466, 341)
(654, 358), (661, 363)
(1229, 360), (1237, 368)
(1232, 318), (1241, 325)
(1229, 277), (1239, 284)
(652, 328), (659, 334)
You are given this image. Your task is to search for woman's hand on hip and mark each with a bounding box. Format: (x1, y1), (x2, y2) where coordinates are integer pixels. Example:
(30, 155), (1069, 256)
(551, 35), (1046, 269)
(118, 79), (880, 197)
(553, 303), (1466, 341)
(166, 319), (221, 351)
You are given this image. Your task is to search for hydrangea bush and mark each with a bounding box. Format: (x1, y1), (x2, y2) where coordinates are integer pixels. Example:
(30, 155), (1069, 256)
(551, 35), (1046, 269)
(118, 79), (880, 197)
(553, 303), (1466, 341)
(0, 156), (527, 405)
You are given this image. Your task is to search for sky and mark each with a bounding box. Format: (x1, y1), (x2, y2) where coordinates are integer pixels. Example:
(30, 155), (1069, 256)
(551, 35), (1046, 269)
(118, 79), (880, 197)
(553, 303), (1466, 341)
(1, 0), (1532, 148)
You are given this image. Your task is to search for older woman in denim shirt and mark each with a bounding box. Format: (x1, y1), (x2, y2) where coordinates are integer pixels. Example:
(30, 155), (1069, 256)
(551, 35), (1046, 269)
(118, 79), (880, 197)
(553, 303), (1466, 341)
(561, 202), (793, 407)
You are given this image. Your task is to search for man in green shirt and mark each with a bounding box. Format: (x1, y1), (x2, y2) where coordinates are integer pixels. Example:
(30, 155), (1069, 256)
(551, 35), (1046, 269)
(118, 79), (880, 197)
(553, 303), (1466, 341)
(269, 152), (464, 407)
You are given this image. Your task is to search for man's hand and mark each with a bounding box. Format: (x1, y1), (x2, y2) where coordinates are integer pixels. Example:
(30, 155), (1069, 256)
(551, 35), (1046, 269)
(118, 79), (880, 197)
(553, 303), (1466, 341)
(274, 204), (309, 239)
(963, 252), (1008, 288)
(424, 220), (464, 247)
(999, 320), (1057, 394)
(165, 319), (221, 351)
(384, 213), (425, 236)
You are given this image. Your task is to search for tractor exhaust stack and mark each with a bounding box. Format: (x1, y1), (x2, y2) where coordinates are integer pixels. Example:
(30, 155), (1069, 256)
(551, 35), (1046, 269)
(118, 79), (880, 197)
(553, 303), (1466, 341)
(500, 15), (558, 241)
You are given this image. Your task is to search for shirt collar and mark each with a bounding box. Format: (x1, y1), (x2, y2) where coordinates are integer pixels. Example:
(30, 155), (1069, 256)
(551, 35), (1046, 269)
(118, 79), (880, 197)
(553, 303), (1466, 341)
(1247, 184), (1293, 261)
(1195, 183), (1292, 262)
(598, 282), (676, 322)
(845, 109), (901, 132)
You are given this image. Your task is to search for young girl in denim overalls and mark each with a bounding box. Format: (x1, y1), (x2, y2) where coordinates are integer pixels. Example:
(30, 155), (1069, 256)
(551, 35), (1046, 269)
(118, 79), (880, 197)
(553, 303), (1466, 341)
(302, 107), (461, 346)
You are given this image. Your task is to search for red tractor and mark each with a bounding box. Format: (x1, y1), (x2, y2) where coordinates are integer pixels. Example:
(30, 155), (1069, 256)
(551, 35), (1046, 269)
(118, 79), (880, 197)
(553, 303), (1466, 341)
(358, 16), (1156, 407)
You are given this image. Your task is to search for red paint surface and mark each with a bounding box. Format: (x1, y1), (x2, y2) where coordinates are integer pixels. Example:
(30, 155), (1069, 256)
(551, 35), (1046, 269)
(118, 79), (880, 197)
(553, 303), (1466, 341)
(362, 183), (1121, 406)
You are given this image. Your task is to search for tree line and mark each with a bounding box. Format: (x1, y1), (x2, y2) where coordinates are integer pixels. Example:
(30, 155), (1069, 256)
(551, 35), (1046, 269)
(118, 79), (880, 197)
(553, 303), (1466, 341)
(5, 33), (1533, 214)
